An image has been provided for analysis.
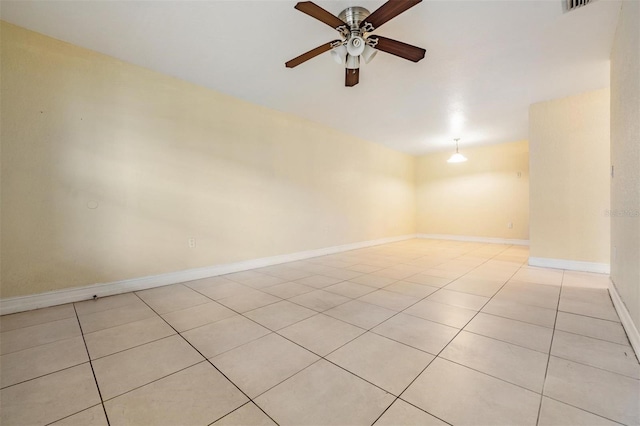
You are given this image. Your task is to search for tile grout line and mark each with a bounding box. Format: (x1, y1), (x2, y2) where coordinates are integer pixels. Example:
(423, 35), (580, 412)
(1, 241), (624, 425)
(131, 292), (281, 426)
(370, 243), (523, 425)
(177, 258), (457, 421)
(540, 395), (627, 425)
(242, 243), (533, 420)
(70, 304), (111, 426)
(535, 270), (564, 426)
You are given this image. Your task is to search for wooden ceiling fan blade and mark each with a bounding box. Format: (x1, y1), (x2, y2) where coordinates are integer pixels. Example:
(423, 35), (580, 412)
(295, 2), (346, 30)
(345, 68), (359, 87)
(360, 0), (421, 31)
(285, 40), (341, 68)
(371, 36), (425, 62)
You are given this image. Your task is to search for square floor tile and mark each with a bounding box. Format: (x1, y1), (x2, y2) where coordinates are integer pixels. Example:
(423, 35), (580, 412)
(383, 281), (439, 298)
(324, 300), (396, 329)
(327, 332), (434, 395)
(538, 397), (619, 426)
(261, 266), (313, 281)
(440, 331), (548, 392)
(347, 264), (383, 274)
(75, 293), (140, 316)
(161, 301), (237, 332)
(374, 399), (448, 426)
(324, 281), (377, 298)
(84, 316), (175, 359)
(404, 299), (477, 328)
(224, 270), (268, 284)
(92, 334), (204, 400)
(403, 274), (453, 287)
(350, 274), (397, 288)
(559, 288), (619, 321)
(182, 315), (270, 358)
(0, 335), (88, 388)
(551, 330), (640, 378)
(544, 356), (640, 425)
(562, 271), (610, 289)
(513, 267), (563, 286)
(374, 265), (424, 280)
(278, 314), (364, 356)
(482, 298), (557, 328)
(358, 289), (419, 312)
(255, 359), (394, 425)
(0, 304), (75, 332)
(496, 280), (560, 309)
(213, 333), (319, 398)
(402, 358), (540, 426)
(289, 289), (350, 312)
(373, 313), (458, 355)
(242, 274), (289, 290)
(426, 289), (489, 311)
(420, 268), (464, 280)
(213, 402), (276, 425)
(51, 405), (108, 426)
(555, 311), (629, 345)
(244, 300), (316, 330)
(78, 301), (156, 334)
(104, 362), (248, 426)
(217, 289), (281, 313)
(445, 277), (505, 297)
(0, 363), (101, 425)
(314, 266), (362, 280)
(464, 312), (553, 353)
(1, 317), (81, 355)
(263, 282), (315, 299)
(185, 277), (255, 300)
(136, 284), (211, 314)
(293, 274), (343, 289)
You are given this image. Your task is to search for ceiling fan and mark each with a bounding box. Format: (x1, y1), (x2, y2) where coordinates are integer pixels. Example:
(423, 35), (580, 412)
(285, 0), (426, 87)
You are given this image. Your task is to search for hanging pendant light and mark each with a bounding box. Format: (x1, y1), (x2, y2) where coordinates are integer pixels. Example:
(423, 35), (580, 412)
(447, 138), (467, 163)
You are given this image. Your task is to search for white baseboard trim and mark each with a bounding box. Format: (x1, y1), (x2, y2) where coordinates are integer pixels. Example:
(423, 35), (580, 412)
(0, 234), (416, 315)
(609, 278), (640, 360)
(417, 233), (530, 246)
(528, 257), (610, 274)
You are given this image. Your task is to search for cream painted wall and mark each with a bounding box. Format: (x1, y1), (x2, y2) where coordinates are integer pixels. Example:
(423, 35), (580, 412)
(529, 89), (610, 264)
(416, 141), (529, 240)
(0, 22), (415, 298)
(610, 1), (640, 328)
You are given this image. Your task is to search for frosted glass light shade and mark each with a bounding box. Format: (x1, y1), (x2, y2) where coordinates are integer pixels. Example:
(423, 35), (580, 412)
(362, 45), (377, 63)
(447, 152), (467, 163)
(331, 45), (347, 64)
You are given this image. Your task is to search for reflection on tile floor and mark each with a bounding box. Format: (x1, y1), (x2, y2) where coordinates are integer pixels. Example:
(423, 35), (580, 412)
(1, 239), (638, 425)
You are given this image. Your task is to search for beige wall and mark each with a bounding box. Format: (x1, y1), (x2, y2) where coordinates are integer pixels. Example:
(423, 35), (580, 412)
(0, 22), (416, 298)
(610, 1), (640, 328)
(416, 141), (529, 240)
(529, 89), (610, 264)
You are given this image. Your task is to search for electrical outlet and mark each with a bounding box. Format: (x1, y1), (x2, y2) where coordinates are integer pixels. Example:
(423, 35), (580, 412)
(517, 172), (522, 178)
(508, 222), (513, 229)
(188, 238), (196, 249)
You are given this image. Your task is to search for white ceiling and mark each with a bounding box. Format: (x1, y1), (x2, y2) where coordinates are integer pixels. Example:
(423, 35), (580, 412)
(1, 0), (621, 154)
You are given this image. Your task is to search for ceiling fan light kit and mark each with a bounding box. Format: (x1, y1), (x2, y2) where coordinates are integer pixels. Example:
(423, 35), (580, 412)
(285, 1), (426, 87)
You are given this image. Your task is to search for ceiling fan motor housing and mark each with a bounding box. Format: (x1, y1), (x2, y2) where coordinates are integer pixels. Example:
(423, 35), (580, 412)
(338, 6), (371, 31)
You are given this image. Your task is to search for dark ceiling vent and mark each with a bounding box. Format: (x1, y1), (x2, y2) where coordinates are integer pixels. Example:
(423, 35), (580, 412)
(564, 0), (593, 12)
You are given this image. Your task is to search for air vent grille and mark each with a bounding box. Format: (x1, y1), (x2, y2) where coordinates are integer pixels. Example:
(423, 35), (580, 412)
(566, 0), (593, 11)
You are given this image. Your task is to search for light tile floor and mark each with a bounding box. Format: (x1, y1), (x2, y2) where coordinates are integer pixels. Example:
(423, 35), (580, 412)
(1, 239), (639, 425)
